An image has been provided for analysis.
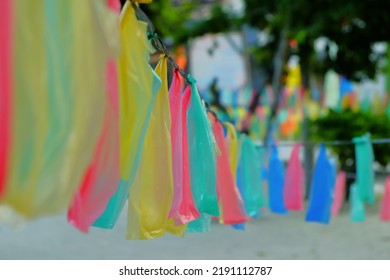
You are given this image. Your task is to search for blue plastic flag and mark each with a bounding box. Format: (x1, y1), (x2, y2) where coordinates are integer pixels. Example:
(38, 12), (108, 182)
(268, 146), (287, 214)
(340, 77), (353, 97)
(311, 85), (320, 101)
(305, 144), (334, 224)
(232, 223), (245, 231)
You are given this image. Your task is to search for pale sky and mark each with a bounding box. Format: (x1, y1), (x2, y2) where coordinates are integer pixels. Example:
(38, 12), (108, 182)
(189, 33), (246, 92)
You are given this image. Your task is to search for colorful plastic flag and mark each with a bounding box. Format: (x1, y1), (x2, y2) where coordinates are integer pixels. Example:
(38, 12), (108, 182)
(107, 0), (121, 11)
(168, 70), (184, 222)
(324, 70), (340, 109)
(94, 2), (161, 228)
(340, 77), (353, 97)
(331, 172), (346, 216)
(305, 144), (334, 224)
(268, 147), (287, 214)
(2, 0), (106, 218)
(186, 76), (219, 217)
(350, 183), (365, 222)
(223, 122), (239, 179)
(175, 87), (201, 225)
(353, 134), (375, 204)
(67, 0), (121, 233)
(379, 176), (390, 222)
(362, 98), (372, 114)
(224, 124), (244, 231)
(236, 135), (266, 217)
(187, 214), (212, 233)
(211, 115), (247, 224)
(126, 56), (185, 240)
(0, 0), (12, 198)
(283, 144), (304, 211)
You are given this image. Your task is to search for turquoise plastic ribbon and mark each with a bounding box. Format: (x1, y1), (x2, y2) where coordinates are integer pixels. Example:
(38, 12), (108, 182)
(353, 134), (375, 204)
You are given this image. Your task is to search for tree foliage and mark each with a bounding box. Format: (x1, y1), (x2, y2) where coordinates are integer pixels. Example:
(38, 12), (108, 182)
(154, 0), (390, 82)
(244, 0), (390, 81)
(309, 109), (390, 169)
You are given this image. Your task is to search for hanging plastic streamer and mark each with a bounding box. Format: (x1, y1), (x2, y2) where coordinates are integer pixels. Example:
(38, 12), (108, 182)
(350, 183), (365, 222)
(283, 144), (305, 211)
(187, 213), (211, 233)
(1, 0), (106, 218)
(236, 135), (266, 217)
(168, 70), (184, 223)
(171, 85), (200, 225)
(331, 172), (346, 216)
(353, 134), (375, 204)
(379, 176), (390, 222)
(340, 77), (353, 98)
(223, 122), (239, 179)
(268, 146), (287, 214)
(210, 115), (247, 224)
(68, 0), (121, 233)
(0, 0), (12, 198)
(94, 2), (160, 228)
(126, 56), (186, 240)
(182, 87), (203, 232)
(305, 145), (334, 224)
(324, 70), (340, 110)
(186, 76), (219, 217)
(224, 121), (241, 230)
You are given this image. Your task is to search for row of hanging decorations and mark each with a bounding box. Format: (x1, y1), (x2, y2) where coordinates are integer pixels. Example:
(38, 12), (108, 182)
(1, 0), (390, 240)
(203, 61), (390, 141)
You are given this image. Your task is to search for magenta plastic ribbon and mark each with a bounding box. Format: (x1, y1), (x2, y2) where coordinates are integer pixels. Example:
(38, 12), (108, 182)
(0, 0), (12, 198)
(212, 117), (247, 224)
(380, 176), (390, 222)
(331, 171), (346, 216)
(283, 144), (305, 211)
(168, 70), (184, 221)
(107, 0), (121, 12)
(175, 86), (200, 224)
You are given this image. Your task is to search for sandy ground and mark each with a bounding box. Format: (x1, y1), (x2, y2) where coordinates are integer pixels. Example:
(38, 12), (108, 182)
(1, 202), (390, 260)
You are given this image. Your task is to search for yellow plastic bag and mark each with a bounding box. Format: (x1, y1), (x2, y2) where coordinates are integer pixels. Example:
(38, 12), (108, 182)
(67, 0), (121, 233)
(94, 1), (160, 228)
(126, 56), (186, 240)
(118, 2), (159, 181)
(2, 0), (106, 218)
(223, 122), (239, 179)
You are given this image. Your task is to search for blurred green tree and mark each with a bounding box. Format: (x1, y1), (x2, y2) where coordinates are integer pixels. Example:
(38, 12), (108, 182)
(309, 109), (390, 197)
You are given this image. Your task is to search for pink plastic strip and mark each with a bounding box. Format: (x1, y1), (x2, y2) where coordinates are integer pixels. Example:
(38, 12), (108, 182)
(0, 0), (12, 197)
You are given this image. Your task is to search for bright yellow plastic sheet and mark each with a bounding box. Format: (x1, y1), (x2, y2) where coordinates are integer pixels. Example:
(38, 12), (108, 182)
(1, 0), (106, 218)
(223, 122), (239, 179)
(126, 56), (186, 240)
(94, 2), (160, 228)
(118, 2), (159, 181)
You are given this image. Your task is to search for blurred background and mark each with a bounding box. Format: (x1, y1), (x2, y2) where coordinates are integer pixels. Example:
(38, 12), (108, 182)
(1, 0), (390, 259)
(141, 0), (390, 196)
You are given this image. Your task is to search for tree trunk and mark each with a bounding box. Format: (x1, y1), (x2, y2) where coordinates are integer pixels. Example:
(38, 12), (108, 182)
(263, 25), (289, 145)
(300, 44), (314, 199)
(240, 24), (268, 135)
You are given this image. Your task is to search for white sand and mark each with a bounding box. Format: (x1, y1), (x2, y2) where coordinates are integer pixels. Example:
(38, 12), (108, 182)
(1, 203), (390, 260)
